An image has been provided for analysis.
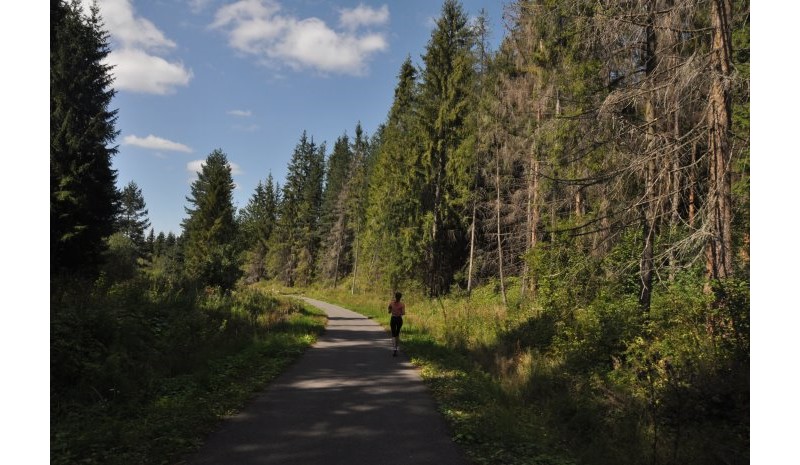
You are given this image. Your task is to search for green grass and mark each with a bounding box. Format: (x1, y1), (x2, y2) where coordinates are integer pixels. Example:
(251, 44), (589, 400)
(298, 276), (748, 465)
(302, 286), (577, 465)
(51, 296), (325, 465)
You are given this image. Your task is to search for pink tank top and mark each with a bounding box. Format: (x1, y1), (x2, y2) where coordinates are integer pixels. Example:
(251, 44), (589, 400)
(389, 301), (405, 317)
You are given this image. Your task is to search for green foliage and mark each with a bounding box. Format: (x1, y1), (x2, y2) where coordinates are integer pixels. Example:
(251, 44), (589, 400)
(317, 133), (354, 284)
(239, 174), (279, 283)
(101, 232), (139, 282)
(116, 181), (151, 256)
(147, 232), (185, 287)
(267, 132), (325, 287)
(51, 280), (325, 465)
(416, 0), (478, 295)
(307, 263), (747, 465)
(363, 57), (425, 289)
(182, 149), (241, 290)
(50, 1), (749, 464)
(51, 0), (120, 277)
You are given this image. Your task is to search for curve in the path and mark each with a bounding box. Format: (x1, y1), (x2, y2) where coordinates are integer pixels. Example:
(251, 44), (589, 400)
(183, 296), (469, 465)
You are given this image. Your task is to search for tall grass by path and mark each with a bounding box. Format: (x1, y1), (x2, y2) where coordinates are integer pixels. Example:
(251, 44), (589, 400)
(51, 284), (326, 465)
(299, 273), (748, 465)
(302, 284), (578, 465)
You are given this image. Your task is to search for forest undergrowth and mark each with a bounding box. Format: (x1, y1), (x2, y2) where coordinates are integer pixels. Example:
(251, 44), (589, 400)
(300, 272), (749, 465)
(50, 278), (326, 465)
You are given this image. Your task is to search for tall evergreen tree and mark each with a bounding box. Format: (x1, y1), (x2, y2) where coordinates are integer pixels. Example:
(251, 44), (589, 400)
(51, 0), (120, 277)
(317, 133), (354, 284)
(116, 181), (151, 255)
(145, 228), (156, 259)
(363, 57), (424, 289)
(321, 134), (353, 229)
(417, 0), (477, 295)
(181, 149), (240, 290)
(154, 231), (167, 257)
(486, 0), (608, 305)
(267, 133), (324, 286)
(345, 123), (371, 293)
(239, 174), (279, 281)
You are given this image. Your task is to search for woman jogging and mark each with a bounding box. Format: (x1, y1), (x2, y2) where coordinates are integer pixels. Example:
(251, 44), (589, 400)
(388, 292), (405, 357)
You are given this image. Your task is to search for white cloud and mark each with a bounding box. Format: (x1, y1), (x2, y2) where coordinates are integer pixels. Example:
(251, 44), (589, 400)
(339, 4), (389, 30)
(83, 0), (192, 94)
(187, 160), (206, 176)
(110, 49), (193, 95)
(98, 0), (176, 50)
(124, 134), (193, 153)
(186, 160), (243, 183)
(211, 0), (389, 75)
(188, 0), (214, 13)
(228, 109), (253, 117)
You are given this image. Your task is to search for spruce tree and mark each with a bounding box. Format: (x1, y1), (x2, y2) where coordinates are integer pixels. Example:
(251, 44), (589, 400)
(154, 231), (167, 257)
(363, 57), (424, 289)
(417, 0), (477, 295)
(145, 228), (156, 259)
(267, 133), (324, 286)
(116, 181), (151, 255)
(181, 149), (240, 290)
(317, 133), (354, 284)
(345, 123), (371, 293)
(51, 0), (120, 277)
(321, 134), (353, 228)
(239, 174), (279, 281)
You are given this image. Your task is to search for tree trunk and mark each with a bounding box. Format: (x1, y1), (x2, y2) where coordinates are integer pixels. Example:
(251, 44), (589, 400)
(689, 141), (697, 227)
(522, 160), (531, 297)
(495, 152), (508, 308)
(467, 201), (476, 294)
(705, 0), (734, 281)
(351, 224), (359, 295)
(526, 141), (540, 298)
(640, 211), (656, 311)
(639, 9), (658, 312)
(669, 47), (682, 282)
(333, 235), (341, 288)
(430, 146), (444, 296)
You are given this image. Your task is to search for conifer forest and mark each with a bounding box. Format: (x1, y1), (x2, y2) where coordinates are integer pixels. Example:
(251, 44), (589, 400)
(51, 1), (749, 464)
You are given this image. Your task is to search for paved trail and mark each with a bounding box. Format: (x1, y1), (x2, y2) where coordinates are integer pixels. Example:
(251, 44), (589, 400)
(184, 297), (469, 465)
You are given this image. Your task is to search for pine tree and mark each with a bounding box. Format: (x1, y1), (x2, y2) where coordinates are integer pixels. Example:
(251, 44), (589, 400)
(181, 149), (240, 290)
(116, 181), (151, 256)
(51, 0), (120, 277)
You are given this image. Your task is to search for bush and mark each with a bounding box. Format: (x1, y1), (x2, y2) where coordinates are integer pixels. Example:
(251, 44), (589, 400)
(52, 274), (325, 465)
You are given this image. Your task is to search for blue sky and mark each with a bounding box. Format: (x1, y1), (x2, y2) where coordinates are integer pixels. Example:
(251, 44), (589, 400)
(82, 0), (507, 235)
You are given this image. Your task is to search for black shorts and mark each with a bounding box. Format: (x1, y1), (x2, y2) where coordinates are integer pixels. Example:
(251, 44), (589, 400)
(390, 316), (403, 337)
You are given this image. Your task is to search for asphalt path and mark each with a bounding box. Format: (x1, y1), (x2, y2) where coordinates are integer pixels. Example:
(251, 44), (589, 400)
(183, 296), (469, 465)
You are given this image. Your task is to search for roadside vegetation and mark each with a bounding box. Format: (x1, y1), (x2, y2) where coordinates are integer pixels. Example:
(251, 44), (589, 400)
(300, 273), (748, 465)
(51, 281), (325, 465)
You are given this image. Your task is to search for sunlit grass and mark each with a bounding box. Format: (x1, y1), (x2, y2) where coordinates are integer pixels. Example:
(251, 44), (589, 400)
(298, 281), (579, 465)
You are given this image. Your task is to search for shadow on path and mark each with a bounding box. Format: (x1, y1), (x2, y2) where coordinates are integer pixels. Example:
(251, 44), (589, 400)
(182, 297), (469, 465)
